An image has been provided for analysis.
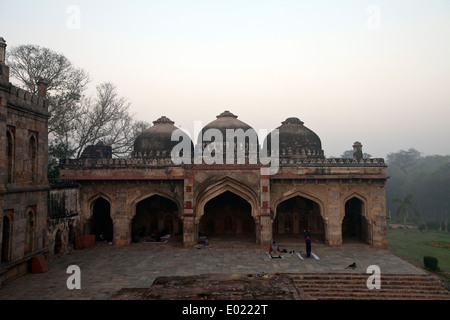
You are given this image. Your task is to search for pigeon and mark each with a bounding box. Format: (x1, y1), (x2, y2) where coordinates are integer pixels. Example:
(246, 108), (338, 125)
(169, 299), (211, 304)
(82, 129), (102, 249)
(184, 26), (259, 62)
(345, 262), (357, 269)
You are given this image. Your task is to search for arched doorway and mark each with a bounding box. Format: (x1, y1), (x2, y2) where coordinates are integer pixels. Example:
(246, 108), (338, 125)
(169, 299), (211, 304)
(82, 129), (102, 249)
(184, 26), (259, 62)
(199, 191), (255, 242)
(132, 195), (180, 242)
(1, 215), (12, 263)
(54, 229), (63, 254)
(90, 197), (113, 242)
(274, 196), (325, 241)
(342, 197), (369, 244)
(24, 210), (35, 254)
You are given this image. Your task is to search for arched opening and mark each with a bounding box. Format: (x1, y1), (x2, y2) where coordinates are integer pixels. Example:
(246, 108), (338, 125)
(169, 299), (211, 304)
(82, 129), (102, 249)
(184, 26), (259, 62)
(274, 196), (325, 242)
(132, 195), (180, 243)
(342, 197), (369, 244)
(54, 229), (63, 254)
(1, 215), (12, 263)
(199, 191), (255, 243)
(90, 197), (113, 242)
(28, 135), (37, 182)
(7, 130), (14, 183)
(24, 210), (35, 254)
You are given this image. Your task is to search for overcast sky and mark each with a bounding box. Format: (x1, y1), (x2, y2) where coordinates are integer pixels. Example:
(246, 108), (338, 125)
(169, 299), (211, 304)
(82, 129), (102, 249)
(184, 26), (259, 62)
(1, 0), (449, 158)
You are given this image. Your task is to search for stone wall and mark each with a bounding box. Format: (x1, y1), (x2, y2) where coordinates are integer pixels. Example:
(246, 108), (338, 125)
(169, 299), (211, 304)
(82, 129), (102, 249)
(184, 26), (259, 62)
(0, 45), (50, 285)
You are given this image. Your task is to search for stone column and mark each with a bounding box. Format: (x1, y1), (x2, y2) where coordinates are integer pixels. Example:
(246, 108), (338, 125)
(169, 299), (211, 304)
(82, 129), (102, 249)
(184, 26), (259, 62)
(113, 216), (130, 246)
(182, 216), (196, 247)
(326, 186), (342, 246)
(259, 173), (271, 246)
(259, 215), (272, 247)
(183, 168), (196, 247)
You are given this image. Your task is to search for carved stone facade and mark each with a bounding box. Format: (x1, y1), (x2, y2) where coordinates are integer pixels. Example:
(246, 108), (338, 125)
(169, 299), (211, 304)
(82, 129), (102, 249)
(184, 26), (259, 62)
(0, 37), (50, 285)
(60, 111), (388, 249)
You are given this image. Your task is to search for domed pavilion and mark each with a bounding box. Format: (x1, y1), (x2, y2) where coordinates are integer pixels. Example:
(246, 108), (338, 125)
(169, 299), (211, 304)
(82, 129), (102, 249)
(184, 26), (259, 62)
(59, 110), (388, 248)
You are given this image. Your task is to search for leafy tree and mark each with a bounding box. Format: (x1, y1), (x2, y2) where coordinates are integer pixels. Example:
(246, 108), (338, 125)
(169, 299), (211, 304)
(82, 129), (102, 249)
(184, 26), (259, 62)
(386, 148), (422, 178)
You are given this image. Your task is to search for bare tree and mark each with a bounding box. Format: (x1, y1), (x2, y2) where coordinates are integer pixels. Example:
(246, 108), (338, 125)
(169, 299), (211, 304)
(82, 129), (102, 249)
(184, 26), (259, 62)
(7, 44), (150, 178)
(72, 82), (149, 158)
(6, 44), (90, 137)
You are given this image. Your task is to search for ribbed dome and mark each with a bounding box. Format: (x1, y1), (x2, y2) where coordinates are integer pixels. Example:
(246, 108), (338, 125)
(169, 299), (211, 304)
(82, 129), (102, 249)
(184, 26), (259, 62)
(133, 116), (193, 158)
(264, 117), (324, 159)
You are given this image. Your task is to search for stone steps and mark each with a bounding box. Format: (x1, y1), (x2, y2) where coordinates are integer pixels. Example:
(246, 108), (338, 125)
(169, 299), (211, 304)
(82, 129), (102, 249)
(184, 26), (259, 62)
(289, 273), (450, 300)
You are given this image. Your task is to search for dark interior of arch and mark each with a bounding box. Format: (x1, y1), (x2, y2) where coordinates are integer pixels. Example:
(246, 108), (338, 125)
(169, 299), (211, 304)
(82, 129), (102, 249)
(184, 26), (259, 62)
(90, 197), (113, 242)
(343, 197), (369, 244)
(132, 195), (180, 242)
(274, 196), (324, 241)
(199, 191), (255, 238)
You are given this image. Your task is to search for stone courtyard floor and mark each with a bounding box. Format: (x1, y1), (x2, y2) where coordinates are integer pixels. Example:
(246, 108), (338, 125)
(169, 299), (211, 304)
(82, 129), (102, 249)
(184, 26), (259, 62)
(0, 237), (427, 300)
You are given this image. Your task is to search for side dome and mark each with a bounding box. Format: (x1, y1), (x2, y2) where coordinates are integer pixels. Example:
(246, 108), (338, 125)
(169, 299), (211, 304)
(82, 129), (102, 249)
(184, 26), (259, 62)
(198, 111), (259, 163)
(133, 116), (193, 159)
(264, 117), (324, 159)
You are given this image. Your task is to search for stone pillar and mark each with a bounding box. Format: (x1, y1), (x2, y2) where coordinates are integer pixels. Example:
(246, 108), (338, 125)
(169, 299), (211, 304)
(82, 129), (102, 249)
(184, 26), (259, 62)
(113, 216), (130, 246)
(353, 141), (363, 162)
(259, 173), (272, 246)
(259, 215), (272, 246)
(183, 216), (196, 247)
(183, 168), (196, 247)
(37, 79), (48, 98)
(326, 186), (342, 246)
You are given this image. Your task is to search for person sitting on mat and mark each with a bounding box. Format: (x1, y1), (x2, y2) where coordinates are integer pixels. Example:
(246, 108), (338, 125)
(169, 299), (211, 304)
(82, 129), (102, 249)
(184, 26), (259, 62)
(269, 241), (281, 258)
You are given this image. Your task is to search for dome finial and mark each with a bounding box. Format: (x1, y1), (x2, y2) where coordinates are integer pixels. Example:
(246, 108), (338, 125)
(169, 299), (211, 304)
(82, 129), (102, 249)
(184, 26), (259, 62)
(281, 117), (304, 125)
(153, 116), (175, 125)
(216, 110), (238, 119)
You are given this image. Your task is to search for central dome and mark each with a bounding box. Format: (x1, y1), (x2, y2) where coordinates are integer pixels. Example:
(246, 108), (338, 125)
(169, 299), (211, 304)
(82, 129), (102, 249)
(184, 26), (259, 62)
(198, 111), (259, 163)
(200, 111), (254, 137)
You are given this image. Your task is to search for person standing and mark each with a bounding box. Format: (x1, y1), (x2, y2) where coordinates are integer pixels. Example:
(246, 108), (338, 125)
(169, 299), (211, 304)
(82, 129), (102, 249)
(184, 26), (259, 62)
(304, 229), (312, 258)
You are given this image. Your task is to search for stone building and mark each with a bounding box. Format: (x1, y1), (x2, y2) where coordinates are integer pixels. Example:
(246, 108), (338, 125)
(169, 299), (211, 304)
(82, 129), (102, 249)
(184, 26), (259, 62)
(0, 37), (51, 284)
(59, 110), (388, 249)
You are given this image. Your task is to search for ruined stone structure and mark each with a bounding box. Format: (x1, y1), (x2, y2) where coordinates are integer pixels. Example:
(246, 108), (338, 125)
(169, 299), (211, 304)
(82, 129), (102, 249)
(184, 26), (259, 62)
(0, 37), (51, 284)
(59, 110), (388, 249)
(0, 35), (388, 287)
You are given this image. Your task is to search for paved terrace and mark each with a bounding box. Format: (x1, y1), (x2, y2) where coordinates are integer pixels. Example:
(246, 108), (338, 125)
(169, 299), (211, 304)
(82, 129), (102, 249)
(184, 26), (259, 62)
(0, 236), (426, 300)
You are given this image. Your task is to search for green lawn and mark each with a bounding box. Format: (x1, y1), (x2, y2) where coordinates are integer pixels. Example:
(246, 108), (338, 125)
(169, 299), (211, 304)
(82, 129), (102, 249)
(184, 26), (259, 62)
(387, 228), (450, 280)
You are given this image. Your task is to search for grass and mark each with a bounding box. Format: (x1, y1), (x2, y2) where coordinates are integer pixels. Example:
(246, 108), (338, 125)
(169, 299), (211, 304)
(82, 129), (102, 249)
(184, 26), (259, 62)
(387, 228), (450, 280)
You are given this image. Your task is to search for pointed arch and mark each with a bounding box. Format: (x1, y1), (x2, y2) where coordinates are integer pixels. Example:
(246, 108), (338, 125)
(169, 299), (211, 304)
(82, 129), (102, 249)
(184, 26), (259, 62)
(272, 189), (326, 221)
(340, 191), (370, 221)
(194, 176), (259, 223)
(89, 196), (113, 242)
(341, 192), (370, 245)
(24, 209), (36, 254)
(6, 128), (15, 183)
(131, 192), (181, 242)
(130, 190), (182, 220)
(86, 192), (112, 219)
(28, 133), (38, 182)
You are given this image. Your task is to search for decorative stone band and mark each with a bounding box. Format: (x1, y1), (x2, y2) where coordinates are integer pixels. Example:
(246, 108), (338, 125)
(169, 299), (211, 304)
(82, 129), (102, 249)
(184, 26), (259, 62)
(59, 157), (385, 169)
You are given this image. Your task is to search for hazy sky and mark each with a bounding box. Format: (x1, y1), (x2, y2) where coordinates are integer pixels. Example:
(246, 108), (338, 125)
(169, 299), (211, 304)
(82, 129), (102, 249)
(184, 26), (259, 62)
(1, 0), (449, 158)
